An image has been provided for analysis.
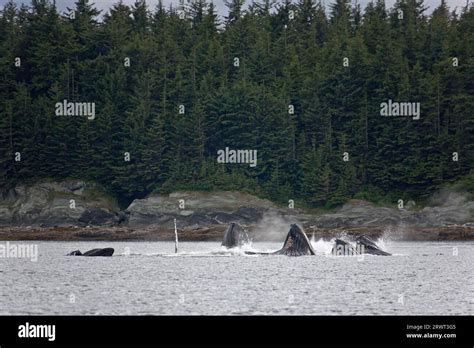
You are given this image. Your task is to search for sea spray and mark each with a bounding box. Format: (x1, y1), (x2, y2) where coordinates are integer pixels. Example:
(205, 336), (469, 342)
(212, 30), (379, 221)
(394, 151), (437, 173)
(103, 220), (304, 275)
(252, 211), (293, 241)
(311, 238), (335, 255)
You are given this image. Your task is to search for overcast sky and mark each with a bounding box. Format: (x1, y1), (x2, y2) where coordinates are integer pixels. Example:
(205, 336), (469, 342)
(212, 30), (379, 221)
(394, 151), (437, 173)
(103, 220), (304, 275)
(0, 0), (470, 17)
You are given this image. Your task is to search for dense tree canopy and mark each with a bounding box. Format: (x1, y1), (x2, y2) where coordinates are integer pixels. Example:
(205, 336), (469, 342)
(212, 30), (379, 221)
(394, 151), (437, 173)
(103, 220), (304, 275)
(0, 0), (472, 207)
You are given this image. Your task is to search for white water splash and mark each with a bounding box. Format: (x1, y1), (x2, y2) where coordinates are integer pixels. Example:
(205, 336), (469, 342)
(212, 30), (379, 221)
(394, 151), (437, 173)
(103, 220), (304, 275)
(311, 238), (335, 255)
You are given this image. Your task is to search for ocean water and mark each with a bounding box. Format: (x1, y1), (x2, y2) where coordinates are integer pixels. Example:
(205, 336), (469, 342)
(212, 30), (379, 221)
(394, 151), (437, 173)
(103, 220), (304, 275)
(0, 240), (472, 315)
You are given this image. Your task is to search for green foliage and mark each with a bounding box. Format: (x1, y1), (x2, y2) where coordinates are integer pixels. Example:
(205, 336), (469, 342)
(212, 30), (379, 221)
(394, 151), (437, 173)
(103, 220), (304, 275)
(447, 169), (474, 194)
(0, 0), (472, 208)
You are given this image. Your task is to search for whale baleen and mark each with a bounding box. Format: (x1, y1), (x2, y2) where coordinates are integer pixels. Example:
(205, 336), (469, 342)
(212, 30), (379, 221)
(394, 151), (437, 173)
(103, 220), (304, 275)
(355, 235), (391, 256)
(273, 224), (316, 256)
(331, 238), (359, 256)
(243, 224), (315, 256)
(67, 248), (114, 256)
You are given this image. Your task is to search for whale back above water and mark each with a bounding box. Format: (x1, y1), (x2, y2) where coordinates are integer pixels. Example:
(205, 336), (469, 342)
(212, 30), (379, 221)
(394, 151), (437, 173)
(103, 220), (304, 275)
(67, 248), (114, 256)
(221, 222), (250, 248)
(274, 224), (315, 256)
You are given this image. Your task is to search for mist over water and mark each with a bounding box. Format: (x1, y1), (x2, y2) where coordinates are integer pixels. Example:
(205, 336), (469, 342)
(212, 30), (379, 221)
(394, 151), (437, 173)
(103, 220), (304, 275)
(251, 211), (295, 241)
(1, 241), (472, 315)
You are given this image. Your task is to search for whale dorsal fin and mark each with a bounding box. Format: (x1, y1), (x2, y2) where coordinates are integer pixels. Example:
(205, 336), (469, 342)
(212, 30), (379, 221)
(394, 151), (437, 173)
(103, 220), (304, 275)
(274, 224), (315, 256)
(221, 222), (249, 248)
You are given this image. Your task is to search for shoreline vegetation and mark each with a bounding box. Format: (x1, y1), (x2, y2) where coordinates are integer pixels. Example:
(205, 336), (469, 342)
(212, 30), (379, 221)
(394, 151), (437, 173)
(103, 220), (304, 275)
(1, 0), (472, 242)
(1, 0), (473, 211)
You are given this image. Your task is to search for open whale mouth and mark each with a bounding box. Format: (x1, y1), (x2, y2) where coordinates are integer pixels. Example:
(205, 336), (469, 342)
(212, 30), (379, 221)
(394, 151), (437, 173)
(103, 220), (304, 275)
(331, 239), (360, 256)
(244, 224), (316, 256)
(355, 235), (391, 256)
(221, 223), (390, 257)
(274, 224), (316, 256)
(221, 223), (316, 256)
(221, 222), (250, 249)
(331, 235), (391, 256)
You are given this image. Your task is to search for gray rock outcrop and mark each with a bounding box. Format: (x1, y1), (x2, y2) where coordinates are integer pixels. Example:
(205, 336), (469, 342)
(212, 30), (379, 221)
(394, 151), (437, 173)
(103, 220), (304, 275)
(0, 180), (119, 227)
(309, 193), (474, 228)
(125, 191), (278, 228)
(1, 181), (472, 234)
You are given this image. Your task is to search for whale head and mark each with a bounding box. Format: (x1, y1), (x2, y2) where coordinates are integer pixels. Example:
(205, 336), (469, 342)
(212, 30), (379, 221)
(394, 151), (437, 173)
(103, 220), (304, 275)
(67, 250), (83, 256)
(221, 222), (249, 248)
(356, 235), (391, 256)
(331, 238), (359, 256)
(275, 224), (315, 256)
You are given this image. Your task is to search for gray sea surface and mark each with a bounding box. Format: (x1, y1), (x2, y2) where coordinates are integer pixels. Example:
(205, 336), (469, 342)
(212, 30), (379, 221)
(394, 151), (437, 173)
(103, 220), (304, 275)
(0, 240), (472, 315)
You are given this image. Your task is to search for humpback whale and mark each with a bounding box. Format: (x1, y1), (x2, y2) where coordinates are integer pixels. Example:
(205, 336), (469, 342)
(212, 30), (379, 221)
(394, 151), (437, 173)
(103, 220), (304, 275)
(243, 224), (315, 256)
(330, 235), (390, 256)
(219, 223), (390, 257)
(331, 238), (359, 256)
(355, 235), (391, 256)
(67, 248), (114, 256)
(221, 222), (250, 248)
(273, 224), (316, 256)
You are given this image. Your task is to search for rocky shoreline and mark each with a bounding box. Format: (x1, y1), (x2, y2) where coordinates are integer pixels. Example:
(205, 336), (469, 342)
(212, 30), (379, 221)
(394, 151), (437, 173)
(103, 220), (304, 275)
(0, 224), (473, 242)
(0, 180), (473, 241)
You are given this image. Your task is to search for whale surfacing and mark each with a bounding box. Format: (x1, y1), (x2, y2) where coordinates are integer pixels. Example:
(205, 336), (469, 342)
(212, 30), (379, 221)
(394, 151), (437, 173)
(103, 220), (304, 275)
(221, 222), (250, 248)
(274, 224), (315, 256)
(331, 238), (359, 255)
(356, 235), (391, 256)
(67, 248), (114, 256)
